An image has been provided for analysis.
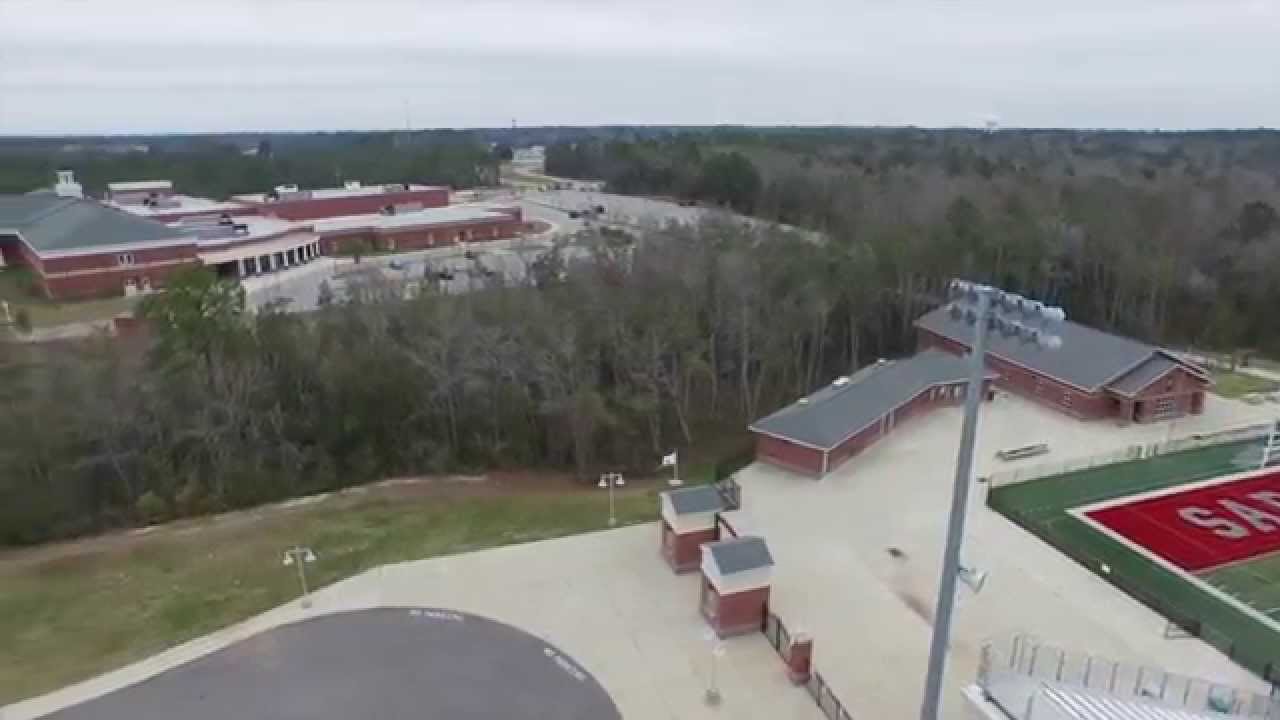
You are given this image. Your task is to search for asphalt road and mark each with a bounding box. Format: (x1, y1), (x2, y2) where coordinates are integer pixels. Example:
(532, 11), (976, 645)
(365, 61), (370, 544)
(39, 608), (619, 720)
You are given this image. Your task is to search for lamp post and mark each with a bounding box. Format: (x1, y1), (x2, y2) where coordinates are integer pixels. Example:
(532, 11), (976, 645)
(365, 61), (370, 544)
(918, 280), (1064, 720)
(598, 472), (625, 527)
(282, 546), (318, 608)
(703, 629), (726, 706)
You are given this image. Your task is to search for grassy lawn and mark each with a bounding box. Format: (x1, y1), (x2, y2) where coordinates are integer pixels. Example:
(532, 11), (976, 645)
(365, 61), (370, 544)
(988, 437), (1280, 682)
(0, 268), (139, 329)
(0, 484), (663, 705)
(1209, 369), (1280, 398)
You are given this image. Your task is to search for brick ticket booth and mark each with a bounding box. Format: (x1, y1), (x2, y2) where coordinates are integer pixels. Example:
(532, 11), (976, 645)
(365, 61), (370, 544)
(699, 536), (774, 637)
(659, 486), (725, 573)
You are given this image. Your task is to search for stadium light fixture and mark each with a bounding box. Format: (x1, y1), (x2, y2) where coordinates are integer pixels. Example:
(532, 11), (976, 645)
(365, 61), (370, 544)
(919, 281), (1065, 720)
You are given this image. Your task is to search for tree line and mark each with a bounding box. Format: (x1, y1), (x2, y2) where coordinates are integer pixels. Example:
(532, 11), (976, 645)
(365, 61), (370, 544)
(547, 129), (1280, 354)
(0, 134), (501, 198)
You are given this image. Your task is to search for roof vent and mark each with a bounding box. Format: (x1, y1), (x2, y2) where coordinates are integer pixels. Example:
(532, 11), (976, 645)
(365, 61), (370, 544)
(833, 376), (850, 386)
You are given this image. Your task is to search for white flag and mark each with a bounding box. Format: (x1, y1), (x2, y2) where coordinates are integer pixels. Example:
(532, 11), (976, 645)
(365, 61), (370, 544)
(661, 451), (678, 467)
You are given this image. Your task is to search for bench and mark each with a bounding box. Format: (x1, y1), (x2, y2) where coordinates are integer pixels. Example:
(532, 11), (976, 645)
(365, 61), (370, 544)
(996, 443), (1050, 462)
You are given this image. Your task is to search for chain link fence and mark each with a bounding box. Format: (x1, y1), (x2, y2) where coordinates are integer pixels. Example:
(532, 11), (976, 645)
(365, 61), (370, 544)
(984, 421), (1274, 489)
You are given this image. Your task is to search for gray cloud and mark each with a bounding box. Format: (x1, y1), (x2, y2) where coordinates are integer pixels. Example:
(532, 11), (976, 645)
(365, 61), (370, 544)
(1, 0), (1277, 133)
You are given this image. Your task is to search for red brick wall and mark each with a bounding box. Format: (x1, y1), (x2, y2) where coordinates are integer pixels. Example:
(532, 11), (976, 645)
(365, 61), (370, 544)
(1133, 393), (1194, 422)
(919, 327), (1110, 419)
(321, 219), (521, 254)
(754, 434), (824, 476)
(258, 188), (449, 221)
(826, 422), (882, 472)
(666, 526), (718, 573)
(43, 260), (199, 300)
(42, 244), (197, 274)
(702, 581), (770, 637)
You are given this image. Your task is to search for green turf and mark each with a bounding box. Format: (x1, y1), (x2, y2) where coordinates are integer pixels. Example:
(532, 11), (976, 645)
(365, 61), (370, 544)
(1203, 553), (1280, 623)
(988, 438), (1280, 683)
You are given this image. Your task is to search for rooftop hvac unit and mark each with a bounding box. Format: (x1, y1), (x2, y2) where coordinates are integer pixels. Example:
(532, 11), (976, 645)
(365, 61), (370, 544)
(344, 181), (362, 190)
(833, 376), (851, 387)
(275, 184), (299, 194)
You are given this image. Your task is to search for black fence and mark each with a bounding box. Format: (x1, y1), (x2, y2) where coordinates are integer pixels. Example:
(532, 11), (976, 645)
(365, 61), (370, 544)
(988, 494), (1280, 689)
(762, 610), (855, 720)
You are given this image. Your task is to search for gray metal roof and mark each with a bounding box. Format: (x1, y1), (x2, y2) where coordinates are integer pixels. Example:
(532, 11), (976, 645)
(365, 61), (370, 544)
(0, 195), (182, 254)
(750, 349), (992, 450)
(1107, 355), (1180, 397)
(916, 305), (1163, 391)
(666, 485), (724, 515)
(707, 536), (773, 574)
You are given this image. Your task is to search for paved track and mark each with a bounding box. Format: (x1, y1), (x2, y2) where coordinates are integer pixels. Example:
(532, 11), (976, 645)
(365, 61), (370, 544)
(39, 608), (619, 720)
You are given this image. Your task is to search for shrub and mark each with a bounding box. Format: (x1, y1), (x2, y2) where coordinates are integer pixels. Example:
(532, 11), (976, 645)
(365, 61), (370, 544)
(135, 491), (169, 524)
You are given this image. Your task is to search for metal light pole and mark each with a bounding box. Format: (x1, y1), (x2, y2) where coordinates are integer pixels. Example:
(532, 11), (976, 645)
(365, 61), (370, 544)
(282, 546), (318, 608)
(598, 472), (625, 526)
(919, 281), (1064, 720)
(703, 629), (726, 706)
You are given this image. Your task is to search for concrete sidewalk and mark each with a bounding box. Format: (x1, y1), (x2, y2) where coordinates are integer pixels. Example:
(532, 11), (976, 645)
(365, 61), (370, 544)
(2, 526), (819, 720)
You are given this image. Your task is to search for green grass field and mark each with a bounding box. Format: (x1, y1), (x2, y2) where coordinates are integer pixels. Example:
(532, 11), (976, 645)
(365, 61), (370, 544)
(988, 438), (1280, 682)
(0, 484), (663, 705)
(1210, 369), (1280, 399)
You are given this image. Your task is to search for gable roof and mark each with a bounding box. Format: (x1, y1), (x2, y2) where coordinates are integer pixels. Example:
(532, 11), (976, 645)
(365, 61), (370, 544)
(665, 485), (724, 515)
(750, 349), (994, 451)
(707, 536), (773, 574)
(915, 305), (1203, 393)
(0, 195), (185, 255)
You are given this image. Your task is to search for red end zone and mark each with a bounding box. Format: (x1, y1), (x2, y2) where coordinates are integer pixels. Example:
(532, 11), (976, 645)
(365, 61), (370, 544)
(1085, 470), (1280, 572)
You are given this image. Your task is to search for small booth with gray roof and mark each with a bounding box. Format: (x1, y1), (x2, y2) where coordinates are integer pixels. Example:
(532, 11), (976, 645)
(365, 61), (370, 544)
(700, 536), (774, 637)
(658, 485), (726, 573)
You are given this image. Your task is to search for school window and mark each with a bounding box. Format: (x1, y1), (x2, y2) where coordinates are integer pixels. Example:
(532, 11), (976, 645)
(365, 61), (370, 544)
(117, 253), (136, 266)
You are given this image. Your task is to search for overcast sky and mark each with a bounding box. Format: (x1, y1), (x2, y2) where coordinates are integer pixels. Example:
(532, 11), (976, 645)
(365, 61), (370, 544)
(1, 0), (1277, 135)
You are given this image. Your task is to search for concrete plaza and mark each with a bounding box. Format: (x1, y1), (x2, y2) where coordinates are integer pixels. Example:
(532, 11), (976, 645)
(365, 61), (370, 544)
(736, 390), (1276, 719)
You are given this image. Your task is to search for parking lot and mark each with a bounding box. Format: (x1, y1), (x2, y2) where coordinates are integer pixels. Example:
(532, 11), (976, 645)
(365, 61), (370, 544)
(240, 190), (697, 313)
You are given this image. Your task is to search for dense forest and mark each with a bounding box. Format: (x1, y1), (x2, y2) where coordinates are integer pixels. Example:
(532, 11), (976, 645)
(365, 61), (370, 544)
(0, 133), (501, 197)
(549, 128), (1280, 353)
(4, 126), (1280, 546)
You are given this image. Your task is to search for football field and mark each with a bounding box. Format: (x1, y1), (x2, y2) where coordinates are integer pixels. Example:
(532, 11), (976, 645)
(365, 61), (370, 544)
(1205, 553), (1280, 626)
(988, 436), (1280, 684)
